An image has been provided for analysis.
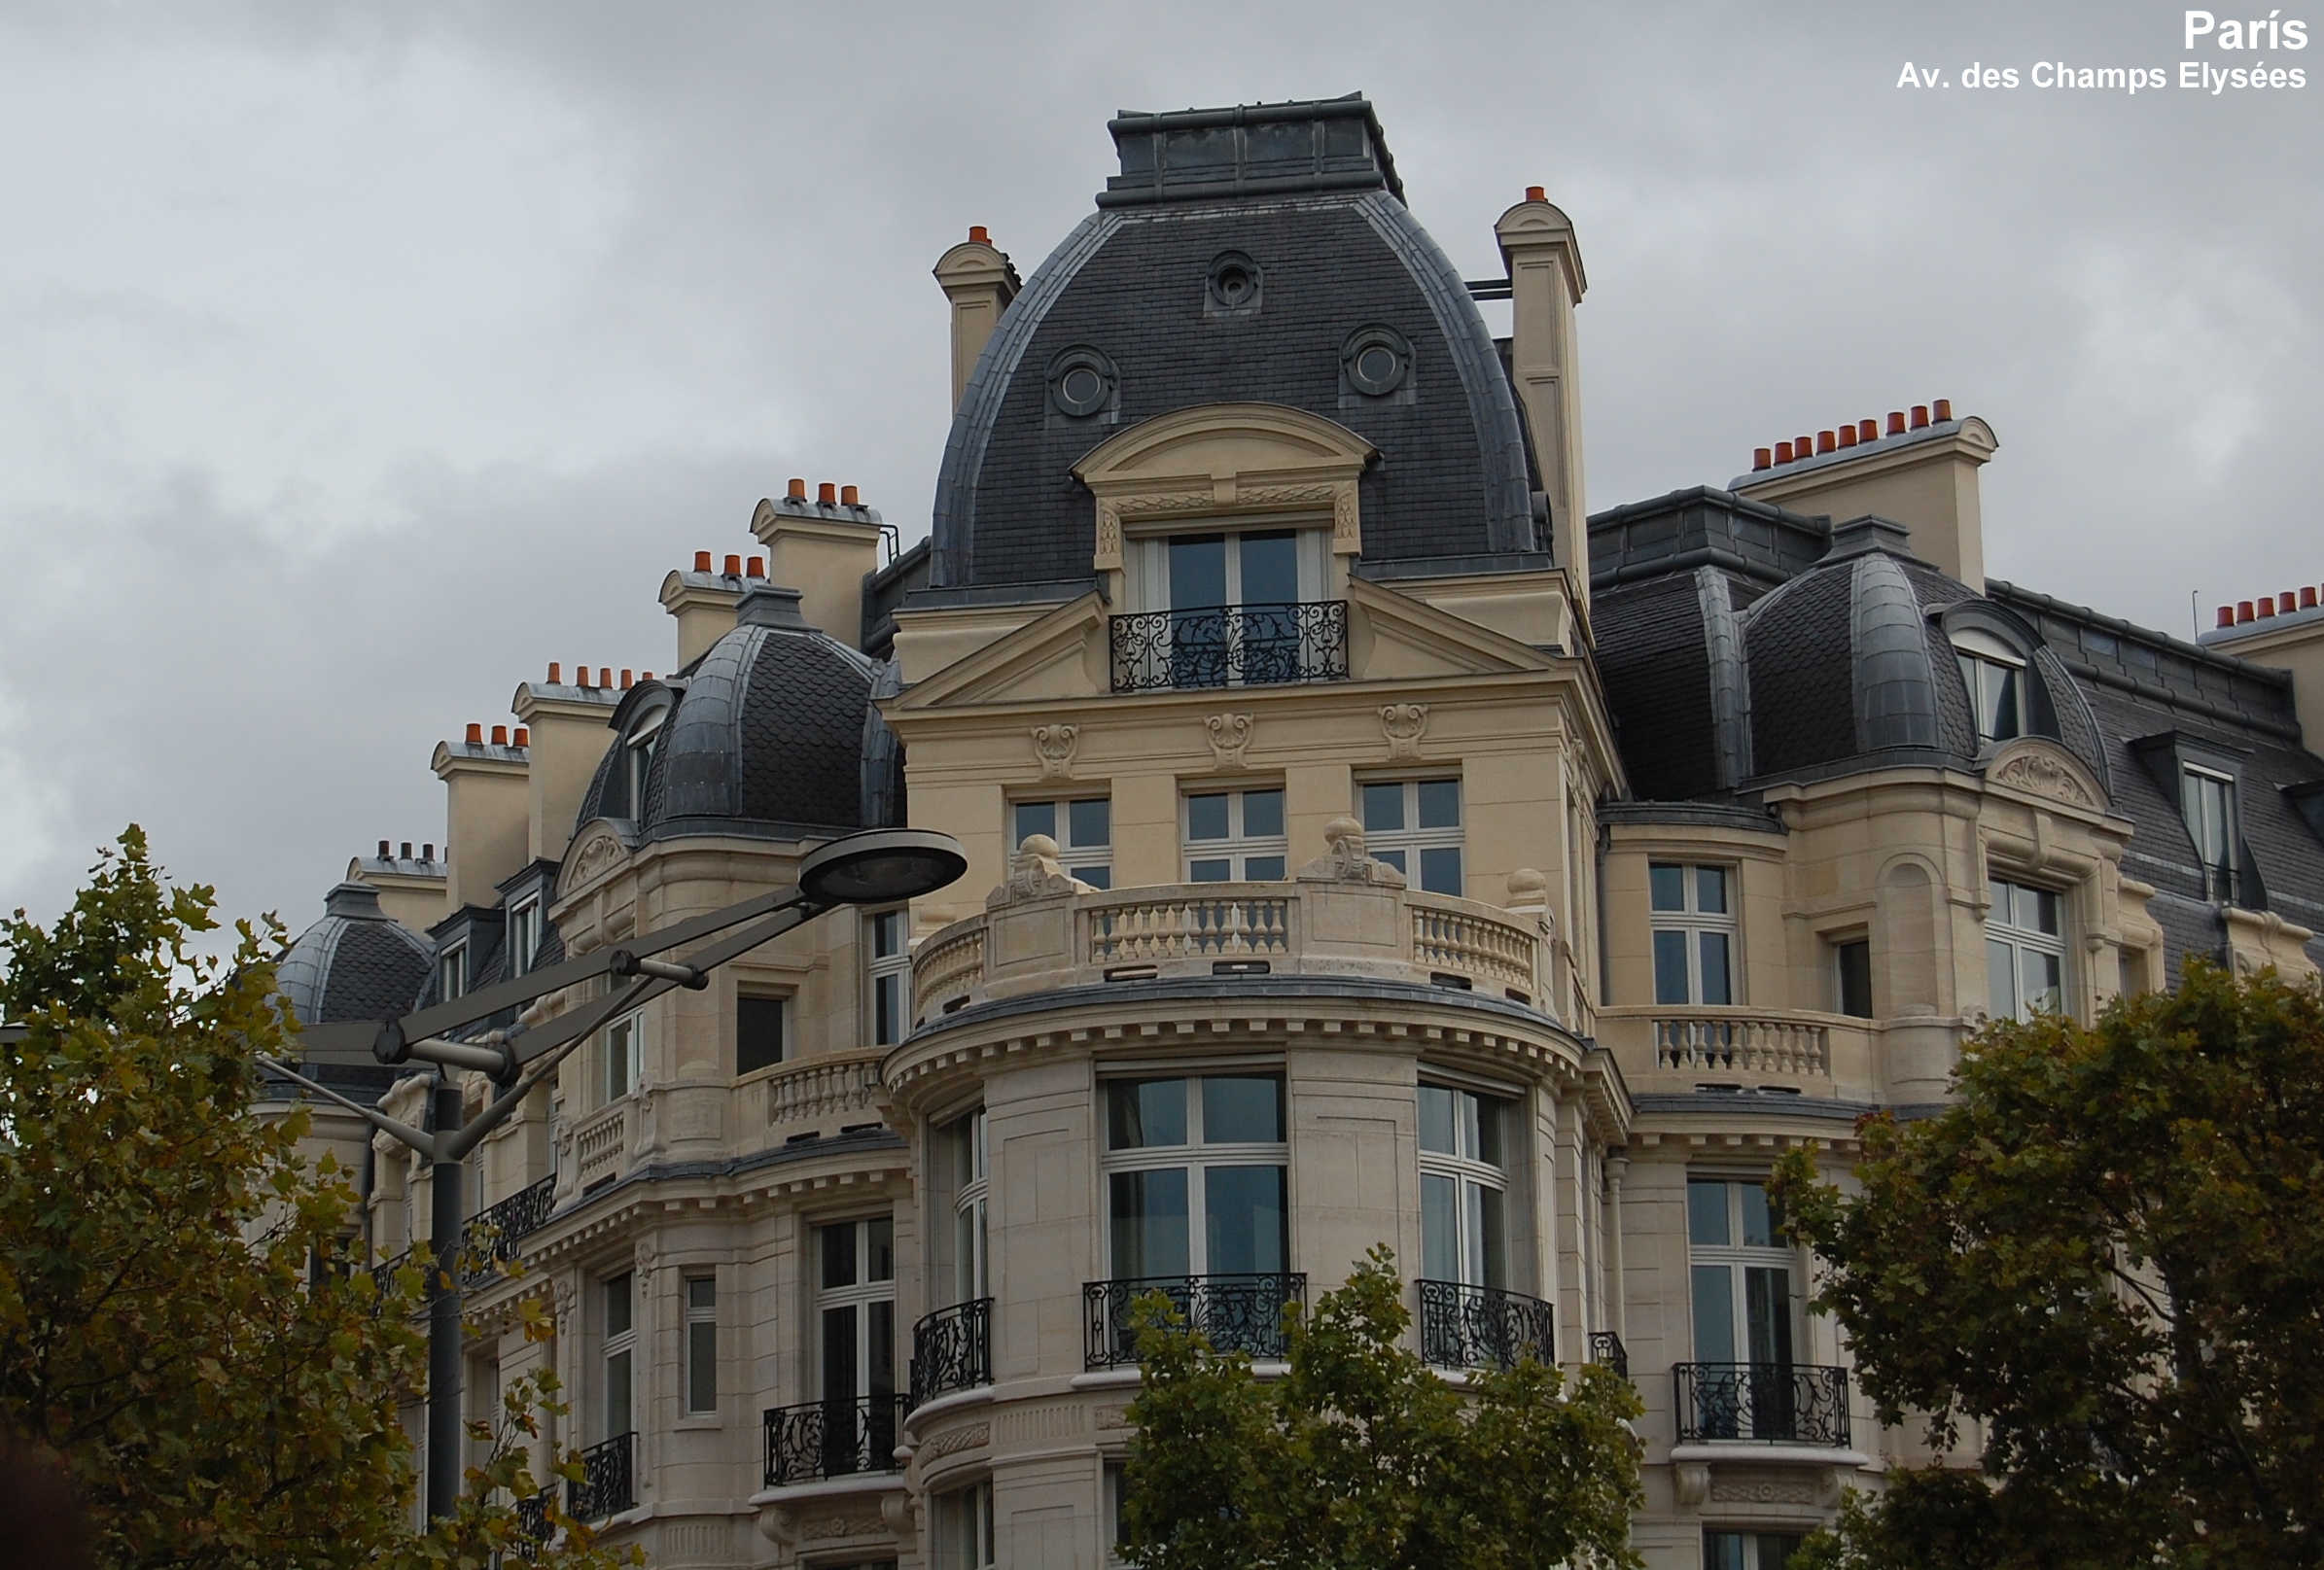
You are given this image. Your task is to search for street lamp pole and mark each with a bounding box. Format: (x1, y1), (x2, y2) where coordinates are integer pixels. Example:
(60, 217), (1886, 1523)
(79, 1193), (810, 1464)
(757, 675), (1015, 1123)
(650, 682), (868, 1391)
(259, 827), (967, 1522)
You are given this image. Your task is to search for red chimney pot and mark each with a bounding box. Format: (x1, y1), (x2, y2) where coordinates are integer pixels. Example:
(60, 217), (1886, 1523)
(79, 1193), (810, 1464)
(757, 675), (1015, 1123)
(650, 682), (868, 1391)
(2304, 586), (2320, 610)
(1775, 440), (1794, 464)
(620, 669), (634, 688)
(746, 556), (765, 577)
(1838, 425), (1857, 448)
(1886, 411), (1907, 436)
(491, 724), (509, 746)
(599, 667), (612, 687)
(1933, 398), (1954, 421)
(787, 477), (807, 501)
(1525, 186), (1546, 202)
(513, 726), (530, 747)
(423, 843), (434, 861)
(401, 841), (414, 859)
(818, 482), (837, 505)
(1816, 430), (1837, 455)
(378, 839), (391, 857)
(1859, 418), (1878, 442)
(2258, 598), (2277, 618)
(693, 550), (713, 572)
(466, 722), (483, 744)
(724, 553), (743, 576)
(1795, 435), (1813, 459)
(547, 661), (561, 683)
(2237, 601), (2256, 623)
(1911, 404), (1930, 429)
(2217, 606), (2236, 628)
(969, 225), (990, 244)
(841, 484), (861, 506)
(1752, 447), (1773, 471)
(2281, 592), (2297, 614)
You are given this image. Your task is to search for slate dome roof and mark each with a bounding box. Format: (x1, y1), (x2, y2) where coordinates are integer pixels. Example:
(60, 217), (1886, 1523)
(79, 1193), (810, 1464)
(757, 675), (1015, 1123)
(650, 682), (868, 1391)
(276, 882), (433, 1027)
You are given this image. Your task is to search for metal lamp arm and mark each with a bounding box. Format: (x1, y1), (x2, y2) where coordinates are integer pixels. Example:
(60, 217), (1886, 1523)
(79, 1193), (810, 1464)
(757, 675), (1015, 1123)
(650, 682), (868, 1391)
(253, 1057), (445, 1159)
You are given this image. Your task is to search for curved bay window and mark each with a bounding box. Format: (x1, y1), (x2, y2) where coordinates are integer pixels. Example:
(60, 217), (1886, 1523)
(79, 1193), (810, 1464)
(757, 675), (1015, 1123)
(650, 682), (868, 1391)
(914, 1108), (993, 1408)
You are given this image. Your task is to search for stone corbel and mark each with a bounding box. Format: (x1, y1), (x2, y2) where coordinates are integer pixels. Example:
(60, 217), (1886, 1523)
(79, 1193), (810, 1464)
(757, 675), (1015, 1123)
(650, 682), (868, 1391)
(1380, 702), (1428, 760)
(881, 1492), (920, 1546)
(1674, 1461), (1711, 1508)
(1206, 712), (1254, 770)
(1031, 721), (1079, 781)
(756, 1501), (797, 1546)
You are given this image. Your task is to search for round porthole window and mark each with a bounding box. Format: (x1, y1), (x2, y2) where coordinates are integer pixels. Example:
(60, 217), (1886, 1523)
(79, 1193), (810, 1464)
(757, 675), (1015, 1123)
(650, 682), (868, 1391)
(1341, 325), (1412, 398)
(1045, 345), (1116, 418)
(1206, 250), (1262, 312)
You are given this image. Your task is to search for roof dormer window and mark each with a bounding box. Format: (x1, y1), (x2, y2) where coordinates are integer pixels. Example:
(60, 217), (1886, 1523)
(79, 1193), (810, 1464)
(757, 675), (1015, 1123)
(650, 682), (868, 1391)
(2182, 766), (2239, 904)
(624, 714), (663, 820)
(1952, 628), (2025, 745)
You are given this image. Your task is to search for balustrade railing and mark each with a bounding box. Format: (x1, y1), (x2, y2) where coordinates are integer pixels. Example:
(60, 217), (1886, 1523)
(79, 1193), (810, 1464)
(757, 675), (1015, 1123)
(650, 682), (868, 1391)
(1588, 1330), (1631, 1379)
(567, 1431), (636, 1520)
(461, 1173), (556, 1286)
(1109, 601), (1350, 693)
(762, 1393), (908, 1486)
(1653, 1014), (1830, 1077)
(1083, 1273), (1306, 1370)
(1411, 907), (1535, 993)
(573, 1104), (629, 1192)
(913, 926), (986, 1019)
(1416, 1279), (1555, 1370)
(764, 1055), (882, 1130)
(1674, 1362), (1850, 1447)
(909, 1298), (994, 1411)
(1088, 894), (1292, 965)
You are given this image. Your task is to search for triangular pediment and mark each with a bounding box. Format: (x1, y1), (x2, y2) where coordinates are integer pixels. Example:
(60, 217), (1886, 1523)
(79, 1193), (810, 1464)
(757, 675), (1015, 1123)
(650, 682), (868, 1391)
(889, 593), (1110, 712)
(1345, 576), (1558, 680)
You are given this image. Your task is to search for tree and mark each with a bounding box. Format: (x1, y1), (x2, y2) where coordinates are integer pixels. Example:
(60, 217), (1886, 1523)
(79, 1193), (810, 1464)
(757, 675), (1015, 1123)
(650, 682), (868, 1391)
(1118, 1247), (1642, 1570)
(1772, 960), (2324, 1570)
(0, 828), (637, 1570)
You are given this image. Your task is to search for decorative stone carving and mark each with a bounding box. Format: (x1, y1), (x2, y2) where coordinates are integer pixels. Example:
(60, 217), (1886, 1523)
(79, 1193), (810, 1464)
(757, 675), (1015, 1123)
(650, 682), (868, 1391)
(563, 829), (627, 892)
(881, 1491), (920, 1545)
(1380, 702), (1429, 759)
(918, 1420), (991, 1459)
(1295, 816), (1407, 888)
(1096, 1405), (1133, 1430)
(1031, 721), (1079, 781)
(1236, 482), (1338, 507)
(1709, 1478), (1818, 1505)
(1990, 749), (2097, 806)
(1094, 501), (1122, 568)
(800, 1511), (890, 1540)
(1674, 1462), (1711, 1507)
(1333, 483), (1360, 553)
(1206, 712), (1255, 769)
(986, 835), (1096, 910)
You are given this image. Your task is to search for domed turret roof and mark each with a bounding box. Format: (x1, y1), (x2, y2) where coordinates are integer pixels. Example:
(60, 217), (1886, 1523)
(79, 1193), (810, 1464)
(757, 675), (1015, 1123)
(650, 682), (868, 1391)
(276, 882), (433, 1027)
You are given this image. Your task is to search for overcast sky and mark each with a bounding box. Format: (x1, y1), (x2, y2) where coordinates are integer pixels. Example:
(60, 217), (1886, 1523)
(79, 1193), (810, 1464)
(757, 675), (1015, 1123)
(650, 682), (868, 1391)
(1, 0), (2316, 937)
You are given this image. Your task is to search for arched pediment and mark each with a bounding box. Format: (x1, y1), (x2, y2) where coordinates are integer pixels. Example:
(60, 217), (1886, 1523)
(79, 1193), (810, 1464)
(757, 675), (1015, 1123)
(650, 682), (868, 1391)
(1983, 737), (2107, 812)
(557, 818), (637, 902)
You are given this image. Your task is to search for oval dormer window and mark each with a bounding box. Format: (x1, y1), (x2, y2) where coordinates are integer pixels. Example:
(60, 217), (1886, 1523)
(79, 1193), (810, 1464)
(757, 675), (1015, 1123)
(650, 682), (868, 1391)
(1046, 345), (1117, 419)
(1341, 325), (1412, 398)
(1205, 250), (1262, 315)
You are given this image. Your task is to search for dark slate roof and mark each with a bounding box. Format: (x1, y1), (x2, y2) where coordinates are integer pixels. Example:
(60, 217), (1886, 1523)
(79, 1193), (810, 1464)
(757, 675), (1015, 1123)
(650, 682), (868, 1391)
(276, 883), (432, 1026)
(926, 95), (1534, 596)
(1588, 485), (1830, 593)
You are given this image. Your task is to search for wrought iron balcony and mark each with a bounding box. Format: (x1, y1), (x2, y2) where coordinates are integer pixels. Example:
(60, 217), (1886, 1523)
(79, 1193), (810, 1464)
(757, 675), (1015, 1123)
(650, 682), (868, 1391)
(1109, 601), (1350, 693)
(461, 1172), (557, 1287)
(1587, 1330), (1630, 1379)
(910, 1297), (994, 1411)
(1674, 1362), (1850, 1447)
(1416, 1279), (1555, 1370)
(1083, 1273), (1307, 1370)
(568, 1430), (636, 1520)
(514, 1487), (551, 1542)
(762, 1393), (908, 1487)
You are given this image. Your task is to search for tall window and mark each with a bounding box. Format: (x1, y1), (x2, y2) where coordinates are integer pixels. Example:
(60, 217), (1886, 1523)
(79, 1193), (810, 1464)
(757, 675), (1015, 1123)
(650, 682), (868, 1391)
(601, 1010), (642, 1105)
(1987, 877), (2065, 1020)
(1155, 529), (1323, 687)
(933, 1480), (996, 1570)
(623, 715), (663, 818)
(1832, 938), (1873, 1019)
(1360, 779), (1462, 895)
(2182, 767), (2239, 903)
(1706, 1530), (1806, 1570)
(600, 1271), (636, 1442)
(1183, 788), (1286, 881)
(1014, 798), (1112, 888)
(510, 899), (543, 976)
(1419, 1084), (1509, 1289)
(940, 1108), (990, 1303)
(1104, 1075), (1287, 1282)
(439, 943), (469, 1003)
(1651, 864), (1735, 1005)
(1688, 1179), (1793, 1369)
(867, 911), (909, 1047)
(816, 1217), (896, 1413)
(684, 1275), (717, 1415)
(736, 993), (785, 1076)
(1956, 649), (2024, 744)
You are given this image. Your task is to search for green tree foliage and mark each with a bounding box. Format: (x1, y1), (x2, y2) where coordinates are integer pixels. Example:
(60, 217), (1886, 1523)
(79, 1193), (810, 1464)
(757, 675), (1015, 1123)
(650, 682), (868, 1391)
(1773, 960), (2324, 1569)
(0, 828), (638, 1569)
(1119, 1247), (1642, 1570)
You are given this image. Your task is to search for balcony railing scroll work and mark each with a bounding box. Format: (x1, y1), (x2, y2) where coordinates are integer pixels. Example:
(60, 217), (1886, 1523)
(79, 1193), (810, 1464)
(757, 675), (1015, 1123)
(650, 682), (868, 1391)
(1110, 600), (1351, 693)
(910, 1297), (994, 1412)
(458, 1172), (557, 1289)
(568, 1431), (637, 1522)
(1674, 1362), (1852, 1448)
(1085, 1273), (1308, 1370)
(762, 1394), (909, 1487)
(1417, 1279), (1556, 1371)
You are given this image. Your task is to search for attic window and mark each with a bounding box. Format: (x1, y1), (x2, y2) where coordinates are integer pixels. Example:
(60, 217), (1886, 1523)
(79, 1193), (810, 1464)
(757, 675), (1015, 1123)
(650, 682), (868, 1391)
(1951, 627), (2025, 745)
(2182, 766), (2239, 904)
(1205, 250), (1262, 316)
(1341, 325), (1412, 399)
(624, 714), (664, 819)
(1046, 345), (1117, 419)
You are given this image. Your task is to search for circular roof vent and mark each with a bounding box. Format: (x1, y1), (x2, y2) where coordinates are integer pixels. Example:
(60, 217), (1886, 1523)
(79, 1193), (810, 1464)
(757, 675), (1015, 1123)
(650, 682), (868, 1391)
(1342, 324), (1413, 398)
(1045, 345), (1117, 419)
(1206, 250), (1262, 315)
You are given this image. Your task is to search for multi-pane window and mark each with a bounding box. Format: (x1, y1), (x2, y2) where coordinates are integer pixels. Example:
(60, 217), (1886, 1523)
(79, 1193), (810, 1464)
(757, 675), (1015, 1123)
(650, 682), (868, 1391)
(1105, 1462), (1130, 1566)
(1987, 877), (2065, 1021)
(1833, 938), (1873, 1019)
(439, 943), (469, 1003)
(933, 1480), (996, 1570)
(1688, 1179), (1794, 1369)
(623, 715), (662, 818)
(1956, 650), (2024, 744)
(1184, 787), (1286, 882)
(600, 1271), (636, 1442)
(941, 1108), (990, 1303)
(736, 993), (785, 1076)
(601, 1010), (642, 1106)
(868, 911), (909, 1047)
(1014, 798), (1112, 889)
(817, 1217), (896, 1412)
(1419, 1084), (1510, 1289)
(1360, 778), (1462, 895)
(684, 1276), (717, 1415)
(1104, 1075), (1288, 1282)
(510, 899), (543, 976)
(1706, 1530), (1807, 1569)
(1651, 864), (1735, 1005)
(2182, 767), (2239, 903)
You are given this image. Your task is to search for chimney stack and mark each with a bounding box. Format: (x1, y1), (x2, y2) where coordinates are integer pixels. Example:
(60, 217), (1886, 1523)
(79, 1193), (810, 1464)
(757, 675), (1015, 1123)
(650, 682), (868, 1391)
(1494, 191), (1591, 611)
(1736, 401), (1998, 588)
(933, 227), (1023, 411)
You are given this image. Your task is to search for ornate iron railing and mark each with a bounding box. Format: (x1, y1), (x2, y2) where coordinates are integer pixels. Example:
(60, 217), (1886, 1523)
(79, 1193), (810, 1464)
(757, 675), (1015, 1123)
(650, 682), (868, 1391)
(1588, 1330), (1631, 1379)
(1417, 1279), (1556, 1370)
(910, 1298), (994, 1411)
(1109, 601), (1350, 693)
(513, 1487), (552, 1543)
(461, 1173), (556, 1286)
(567, 1431), (636, 1520)
(369, 1249), (411, 1302)
(1674, 1362), (1850, 1446)
(1083, 1273), (1306, 1370)
(762, 1393), (908, 1486)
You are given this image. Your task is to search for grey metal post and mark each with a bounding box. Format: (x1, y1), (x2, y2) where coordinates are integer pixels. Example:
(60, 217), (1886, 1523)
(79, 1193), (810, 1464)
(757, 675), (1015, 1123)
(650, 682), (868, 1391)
(426, 1078), (465, 1521)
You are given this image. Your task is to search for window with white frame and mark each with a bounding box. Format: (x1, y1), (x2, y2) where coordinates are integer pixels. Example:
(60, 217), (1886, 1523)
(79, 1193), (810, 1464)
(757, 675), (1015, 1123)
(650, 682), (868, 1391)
(816, 1217), (896, 1412)
(600, 1009), (642, 1106)
(600, 1271), (636, 1442)
(623, 713), (663, 819)
(1954, 629), (2025, 746)
(1013, 796), (1112, 888)
(1651, 863), (1735, 1005)
(1105, 1461), (1130, 1565)
(1987, 877), (2065, 1020)
(1183, 787), (1286, 881)
(439, 942), (469, 1003)
(933, 1480), (996, 1570)
(1104, 1074), (1287, 1282)
(939, 1107), (990, 1304)
(684, 1275), (717, 1415)
(1688, 1178), (1794, 1370)
(867, 910), (910, 1047)
(1360, 778), (1462, 895)
(2182, 766), (2239, 904)
(510, 898), (543, 976)
(1418, 1084), (1510, 1290)
(1705, 1529), (1807, 1570)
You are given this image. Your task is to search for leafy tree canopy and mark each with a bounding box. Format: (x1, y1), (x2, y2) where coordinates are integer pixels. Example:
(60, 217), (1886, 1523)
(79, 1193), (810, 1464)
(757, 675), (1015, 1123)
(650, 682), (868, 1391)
(1119, 1248), (1643, 1570)
(0, 827), (635, 1569)
(1774, 960), (2324, 1570)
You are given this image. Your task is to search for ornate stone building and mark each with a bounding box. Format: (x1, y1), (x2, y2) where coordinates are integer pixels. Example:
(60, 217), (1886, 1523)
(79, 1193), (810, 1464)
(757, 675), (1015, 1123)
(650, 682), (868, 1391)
(269, 95), (2324, 1570)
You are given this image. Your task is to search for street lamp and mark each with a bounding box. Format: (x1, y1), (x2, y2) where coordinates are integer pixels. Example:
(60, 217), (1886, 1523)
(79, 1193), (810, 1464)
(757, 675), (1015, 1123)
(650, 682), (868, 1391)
(259, 826), (967, 1521)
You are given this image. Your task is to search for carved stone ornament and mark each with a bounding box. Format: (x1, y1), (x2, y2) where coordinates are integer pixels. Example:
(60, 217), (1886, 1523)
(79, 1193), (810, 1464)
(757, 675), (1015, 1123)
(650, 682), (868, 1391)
(1710, 1478), (1819, 1505)
(1380, 702), (1429, 759)
(800, 1511), (890, 1541)
(1989, 749), (2097, 807)
(1674, 1462), (1711, 1508)
(1094, 501), (1123, 568)
(1031, 721), (1079, 781)
(562, 829), (628, 892)
(1206, 712), (1255, 769)
(986, 834), (1097, 910)
(918, 1420), (991, 1460)
(1332, 483), (1360, 552)
(1294, 816), (1407, 888)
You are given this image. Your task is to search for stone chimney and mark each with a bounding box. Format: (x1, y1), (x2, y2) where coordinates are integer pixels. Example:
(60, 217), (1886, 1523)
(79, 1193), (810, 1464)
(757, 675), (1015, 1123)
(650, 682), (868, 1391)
(933, 227), (1021, 411)
(660, 551), (751, 669)
(432, 725), (530, 911)
(511, 667), (622, 864)
(1735, 403), (1998, 589)
(750, 484), (885, 642)
(2201, 583), (2324, 751)
(1496, 191), (1590, 610)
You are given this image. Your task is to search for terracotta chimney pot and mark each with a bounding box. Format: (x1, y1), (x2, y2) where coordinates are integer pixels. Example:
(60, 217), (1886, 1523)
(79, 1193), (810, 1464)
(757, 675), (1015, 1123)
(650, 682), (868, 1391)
(466, 722), (483, 744)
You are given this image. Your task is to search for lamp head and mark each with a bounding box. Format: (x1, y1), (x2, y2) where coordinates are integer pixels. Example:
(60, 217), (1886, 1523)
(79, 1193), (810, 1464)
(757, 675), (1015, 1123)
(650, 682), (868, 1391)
(798, 828), (968, 906)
